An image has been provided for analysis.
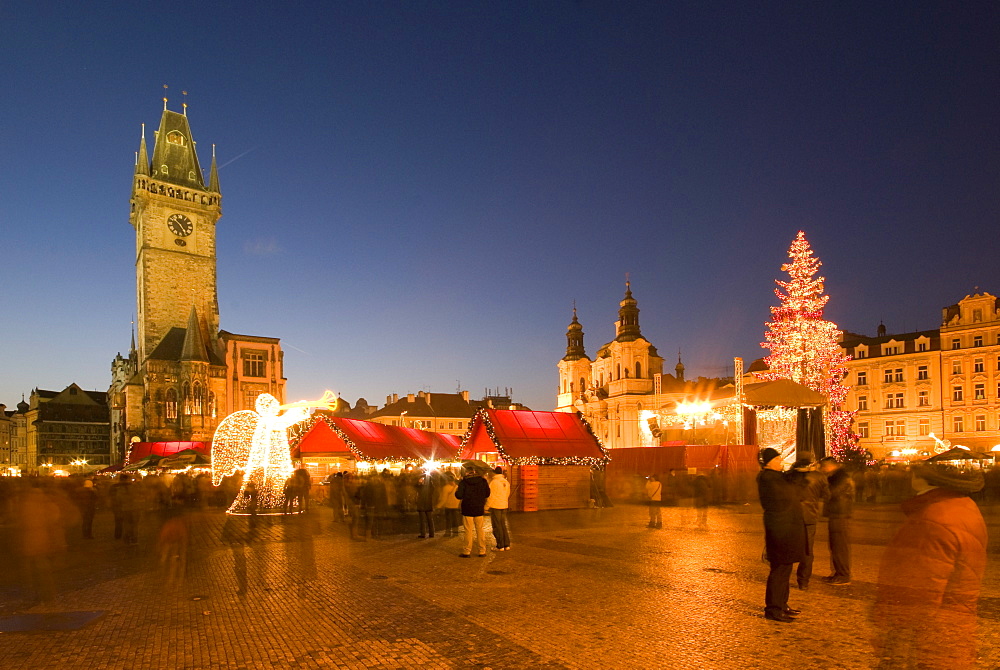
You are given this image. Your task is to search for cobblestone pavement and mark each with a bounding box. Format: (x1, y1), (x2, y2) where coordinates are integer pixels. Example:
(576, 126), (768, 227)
(1, 502), (999, 669)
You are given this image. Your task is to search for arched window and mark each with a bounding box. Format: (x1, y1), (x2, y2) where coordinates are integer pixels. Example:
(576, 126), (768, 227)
(183, 382), (192, 415)
(616, 364), (621, 380)
(600, 374), (605, 387)
(165, 389), (178, 421)
(193, 382), (203, 415)
(580, 377), (586, 393)
(635, 361), (642, 378)
(624, 367), (630, 378)
(570, 381), (574, 392)
(208, 392), (216, 419)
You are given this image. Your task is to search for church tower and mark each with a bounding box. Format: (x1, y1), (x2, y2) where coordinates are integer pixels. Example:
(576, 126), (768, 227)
(130, 102), (222, 359)
(110, 99), (286, 463)
(557, 307), (593, 409)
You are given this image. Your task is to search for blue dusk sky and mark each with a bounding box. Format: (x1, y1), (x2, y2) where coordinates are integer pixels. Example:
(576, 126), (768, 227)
(2, 1), (998, 412)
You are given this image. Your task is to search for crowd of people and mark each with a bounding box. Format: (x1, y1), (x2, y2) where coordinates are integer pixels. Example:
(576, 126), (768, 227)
(755, 448), (989, 669)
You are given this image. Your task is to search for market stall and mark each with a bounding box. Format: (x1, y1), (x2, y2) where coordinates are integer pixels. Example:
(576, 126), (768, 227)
(460, 408), (610, 511)
(124, 440), (210, 467)
(288, 415), (463, 478)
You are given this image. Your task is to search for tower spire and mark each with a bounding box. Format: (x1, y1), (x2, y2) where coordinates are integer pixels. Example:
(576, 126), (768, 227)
(208, 143), (220, 192)
(181, 307), (209, 362)
(562, 304), (587, 361)
(615, 279), (642, 342)
(135, 123), (150, 176)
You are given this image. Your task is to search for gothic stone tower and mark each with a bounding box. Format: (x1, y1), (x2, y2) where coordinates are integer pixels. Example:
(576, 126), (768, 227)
(109, 102), (226, 458)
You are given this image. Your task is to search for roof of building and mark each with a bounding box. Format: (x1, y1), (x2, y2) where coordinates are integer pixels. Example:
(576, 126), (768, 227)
(148, 108), (206, 189)
(290, 416), (462, 462)
(148, 327), (225, 365)
(370, 392), (476, 419)
(460, 409), (609, 465)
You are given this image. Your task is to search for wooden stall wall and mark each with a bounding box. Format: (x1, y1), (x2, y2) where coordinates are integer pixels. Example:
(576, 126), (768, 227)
(509, 465), (592, 511)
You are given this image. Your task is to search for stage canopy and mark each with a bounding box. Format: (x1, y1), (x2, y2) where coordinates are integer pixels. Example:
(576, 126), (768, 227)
(711, 379), (827, 407)
(289, 416), (462, 464)
(461, 409), (609, 466)
(126, 441), (209, 466)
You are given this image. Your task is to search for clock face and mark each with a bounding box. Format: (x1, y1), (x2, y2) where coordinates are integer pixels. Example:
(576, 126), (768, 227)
(167, 213), (194, 237)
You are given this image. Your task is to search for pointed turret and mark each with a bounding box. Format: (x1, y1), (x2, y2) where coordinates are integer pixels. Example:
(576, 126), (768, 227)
(208, 144), (220, 193)
(675, 352), (685, 381)
(614, 280), (642, 342)
(149, 106), (205, 189)
(135, 124), (150, 176)
(562, 307), (588, 361)
(180, 307), (209, 362)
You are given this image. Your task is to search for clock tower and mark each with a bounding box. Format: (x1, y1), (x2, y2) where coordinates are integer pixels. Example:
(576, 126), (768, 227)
(109, 100), (287, 462)
(130, 104), (221, 360)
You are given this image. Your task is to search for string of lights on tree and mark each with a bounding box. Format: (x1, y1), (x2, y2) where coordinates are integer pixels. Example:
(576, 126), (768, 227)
(760, 231), (864, 462)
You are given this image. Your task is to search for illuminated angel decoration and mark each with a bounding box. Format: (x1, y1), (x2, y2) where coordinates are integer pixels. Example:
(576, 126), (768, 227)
(212, 391), (337, 515)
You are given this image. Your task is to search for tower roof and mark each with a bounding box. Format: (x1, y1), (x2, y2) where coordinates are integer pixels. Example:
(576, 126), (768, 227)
(149, 108), (206, 189)
(615, 280), (643, 342)
(562, 307), (588, 361)
(180, 307), (209, 362)
(135, 124), (150, 176)
(208, 144), (220, 193)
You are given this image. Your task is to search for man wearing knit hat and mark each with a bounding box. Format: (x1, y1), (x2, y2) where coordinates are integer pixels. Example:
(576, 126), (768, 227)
(872, 463), (987, 668)
(757, 447), (807, 622)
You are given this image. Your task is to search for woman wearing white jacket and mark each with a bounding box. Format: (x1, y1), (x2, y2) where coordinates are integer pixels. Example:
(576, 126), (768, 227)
(487, 467), (512, 551)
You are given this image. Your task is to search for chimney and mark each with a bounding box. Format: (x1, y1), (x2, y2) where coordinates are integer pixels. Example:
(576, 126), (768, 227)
(392, 393), (398, 404)
(417, 391), (425, 400)
(407, 393), (415, 403)
(461, 390), (469, 403)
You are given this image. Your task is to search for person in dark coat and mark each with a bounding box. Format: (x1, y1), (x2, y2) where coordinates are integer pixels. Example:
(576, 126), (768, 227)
(872, 464), (987, 669)
(415, 471), (438, 538)
(74, 479), (98, 539)
(757, 447), (807, 622)
(455, 467), (491, 557)
(788, 457), (829, 590)
(820, 456), (854, 585)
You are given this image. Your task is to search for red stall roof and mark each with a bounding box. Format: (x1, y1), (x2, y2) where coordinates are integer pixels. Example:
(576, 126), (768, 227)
(126, 441), (209, 465)
(290, 416), (462, 463)
(461, 409), (609, 466)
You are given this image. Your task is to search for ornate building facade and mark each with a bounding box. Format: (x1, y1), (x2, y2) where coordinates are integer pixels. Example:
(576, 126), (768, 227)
(109, 103), (285, 463)
(555, 284), (672, 448)
(840, 292), (1000, 459)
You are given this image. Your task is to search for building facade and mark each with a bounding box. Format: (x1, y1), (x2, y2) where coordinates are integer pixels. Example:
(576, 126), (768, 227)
(841, 292), (1000, 459)
(18, 385), (112, 471)
(108, 104), (285, 463)
(367, 390), (529, 436)
(555, 284), (679, 449)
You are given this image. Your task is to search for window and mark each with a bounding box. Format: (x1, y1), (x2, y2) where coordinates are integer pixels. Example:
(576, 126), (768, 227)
(183, 382), (192, 415)
(193, 382), (203, 415)
(885, 393), (904, 409)
(457, 422), (463, 430)
(918, 390), (930, 407)
(917, 341), (928, 352)
(165, 388), (178, 421)
(856, 371), (867, 386)
(244, 389), (261, 410)
(884, 369), (893, 383)
(974, 383), (985, 400)
(243, 351), (266, 378)
(884, 345), (899, 355)
(885, 420), (905, 437)
(974, 358), (985, 373)
(856, 349), (867, 359)
(448, 422), (454, 430)
(974, 335), (983, 347)
(973, 309), (983, 323)
(894, 368), (903, 382)
(975, 415), (986, 432)
(917, 365), (929, 380)
(635, 362), (642, 378)
(580, 377), (586, 392)
(857, 395), (868, 411)
(616, 364), (621, 380)
(953, 386), (964, 402)
(953, 416), (964, 432)
(918, 418), (930, 436)
(857, 422), (869, 439)
(952, 361), (963, 375)
(952, 338), (961, 350)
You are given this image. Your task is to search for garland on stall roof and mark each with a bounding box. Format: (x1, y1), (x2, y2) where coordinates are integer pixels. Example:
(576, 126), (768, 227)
(287, 414), (460, 465)
(463, 409), (611, 468)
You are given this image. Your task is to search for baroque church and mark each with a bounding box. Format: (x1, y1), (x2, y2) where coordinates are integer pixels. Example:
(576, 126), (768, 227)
(109, 101), (286, 463)
(556, 283), (686, 449)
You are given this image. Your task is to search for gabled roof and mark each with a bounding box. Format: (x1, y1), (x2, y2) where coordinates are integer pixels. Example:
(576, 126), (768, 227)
(370, 392), (476, 419)
(290, 416), (462, 463)
(149, 108), (205, 189)
(148, 327), (225, 365)
(461, 409), (609, 466)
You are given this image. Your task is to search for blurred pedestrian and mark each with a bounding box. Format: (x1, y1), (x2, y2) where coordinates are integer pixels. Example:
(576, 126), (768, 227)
(456, 467), (490, 557)
(820, 457), (854, 585)
(488, 467), (511, 551)
(110, 473), (139, 542)
(75, 479), (98, 539)
(757, 447), (807, 623)
(416, 470), (438, 538)
(872, 464), (987, 669)
(16, 483), (66, 602)
(439, 472), (461, 537)
(645, 474), (662, 528)
(693, 472), (711, 530)
(788, 456), (829, 590)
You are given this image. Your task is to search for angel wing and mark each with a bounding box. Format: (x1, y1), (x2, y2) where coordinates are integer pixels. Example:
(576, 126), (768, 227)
(211, 410), (260, 486)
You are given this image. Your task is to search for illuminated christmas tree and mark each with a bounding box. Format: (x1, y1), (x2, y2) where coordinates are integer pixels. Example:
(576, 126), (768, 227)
(761, 231), (862, 461)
